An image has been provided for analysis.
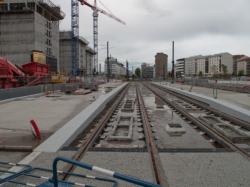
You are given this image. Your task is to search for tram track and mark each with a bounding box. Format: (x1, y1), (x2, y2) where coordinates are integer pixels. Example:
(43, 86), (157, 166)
(153, 83), (250, 131)
(136, 85), (169, 187)
(61, 84), (129, 180)
(61, 83), (169, 186)
(144, 82), (250, 161)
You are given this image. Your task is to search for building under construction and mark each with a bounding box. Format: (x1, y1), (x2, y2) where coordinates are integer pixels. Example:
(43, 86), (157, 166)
(0, 0), (65, 73)
(59, 31), (95, 76)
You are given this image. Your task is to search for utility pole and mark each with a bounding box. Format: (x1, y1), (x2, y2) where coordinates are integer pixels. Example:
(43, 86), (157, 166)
(132, 66), (134, 80)
(172, 41), (175, 84)
(99, 64), (101, 74)
(126, 61), (129, 81)
(106, 41), (110, 82)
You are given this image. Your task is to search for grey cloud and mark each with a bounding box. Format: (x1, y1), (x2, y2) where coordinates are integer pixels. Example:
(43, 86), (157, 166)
(53, 0), (250, 65)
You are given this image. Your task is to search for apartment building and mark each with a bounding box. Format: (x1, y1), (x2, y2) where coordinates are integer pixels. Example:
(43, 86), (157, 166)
(0, 0), (64, 73)
(236, 56), (250, 76)
(208, 53), (233, 75)
(196, 57), (206, 75)
(105, 57), (126, 78)
(141, 63), (154, 79)
(233, 55), (245, 75)
(184, 56), (202, 76)
(175, 58), (185, 78)
(155, 53), (168, 80)
(183, 53), (233, 77)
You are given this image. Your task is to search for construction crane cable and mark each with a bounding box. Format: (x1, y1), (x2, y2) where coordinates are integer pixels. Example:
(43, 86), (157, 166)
(97, 0), (114, 15)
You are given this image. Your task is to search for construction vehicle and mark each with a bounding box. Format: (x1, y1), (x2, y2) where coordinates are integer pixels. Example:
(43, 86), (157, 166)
(51, 74), (68, 83)
(0, 57), (49, 89)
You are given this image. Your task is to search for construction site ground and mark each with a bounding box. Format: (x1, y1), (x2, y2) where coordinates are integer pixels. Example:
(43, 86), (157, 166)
(0, 82), (123, 149)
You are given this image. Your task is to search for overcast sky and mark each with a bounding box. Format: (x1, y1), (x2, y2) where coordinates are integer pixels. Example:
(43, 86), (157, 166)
(53, 0), (250, 68)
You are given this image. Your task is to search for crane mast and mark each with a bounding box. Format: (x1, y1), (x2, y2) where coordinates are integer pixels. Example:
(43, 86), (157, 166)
(93, 0), (98, 75)
(72, 0), (125, 77)
(71, 0), (79, 76)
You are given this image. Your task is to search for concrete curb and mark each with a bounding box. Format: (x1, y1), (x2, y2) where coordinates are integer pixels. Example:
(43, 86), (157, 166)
(153, 82), (250, 123)
(0, 83), (81, 101)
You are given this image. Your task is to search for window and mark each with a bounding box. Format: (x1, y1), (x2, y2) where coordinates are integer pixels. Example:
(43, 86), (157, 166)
(27, 2), (35, 10)
(0, 4), (8, 11)
(10, 3), (25, 11)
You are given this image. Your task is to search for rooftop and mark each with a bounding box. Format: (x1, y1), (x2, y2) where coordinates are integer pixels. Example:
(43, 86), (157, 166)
(86, 47), (96, 54)
(60, 31), (89, 45)
(237, 55), (250, 62)
(0, 0), (65, 21)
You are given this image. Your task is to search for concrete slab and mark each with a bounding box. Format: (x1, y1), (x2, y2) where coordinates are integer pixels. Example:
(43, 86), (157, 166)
(70, 151), (155, 187)
(0, 152), (28, 166)
(160, 152), (250, 187)
(1, 151), (77, 187)
(153, 82), (250, 123)
(141, 86), (214, 149)
(0, 82), (125, 173)
(0, 93), (97, 132)
(0, 82), (124, 148)
(35, 83), (127, 152)
(0, 92), (100, 148)
(1, 151), (154, 187)
(96, 85), (146, 149)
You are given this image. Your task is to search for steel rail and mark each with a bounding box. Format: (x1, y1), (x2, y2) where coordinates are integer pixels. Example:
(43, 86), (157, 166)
(136, 85), (169, 187)
(154, 83), (250, 130)
(145, 83), (250, 161)
(61, 84), (129, 180)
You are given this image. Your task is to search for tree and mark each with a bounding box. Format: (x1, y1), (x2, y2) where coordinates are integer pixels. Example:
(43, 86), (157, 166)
(135, 68), (141, 78)
(198, 71), (203, 77)
(238, 70), (245, 77)
(222, 64), (228, 76)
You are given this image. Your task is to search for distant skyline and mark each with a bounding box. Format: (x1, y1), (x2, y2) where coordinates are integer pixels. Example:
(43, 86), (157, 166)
(53, 0), (250, 67)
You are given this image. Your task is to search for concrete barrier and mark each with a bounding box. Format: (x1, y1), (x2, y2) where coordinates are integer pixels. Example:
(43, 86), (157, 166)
(0, 83), (81, 101)
(35, 83), (128, 152)
(153, 82), (250, 123)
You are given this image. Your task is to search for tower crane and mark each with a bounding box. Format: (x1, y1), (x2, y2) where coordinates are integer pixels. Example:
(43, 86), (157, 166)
(71, 0), (125, 76)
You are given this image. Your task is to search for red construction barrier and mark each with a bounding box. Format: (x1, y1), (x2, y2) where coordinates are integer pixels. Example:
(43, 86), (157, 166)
(30, 119), (41, 140)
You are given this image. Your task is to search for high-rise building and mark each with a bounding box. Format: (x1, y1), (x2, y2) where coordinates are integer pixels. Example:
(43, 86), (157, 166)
(0, 0), (65, 72)
(155, 53), (168, 80)
(141, 63), (154, 80)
